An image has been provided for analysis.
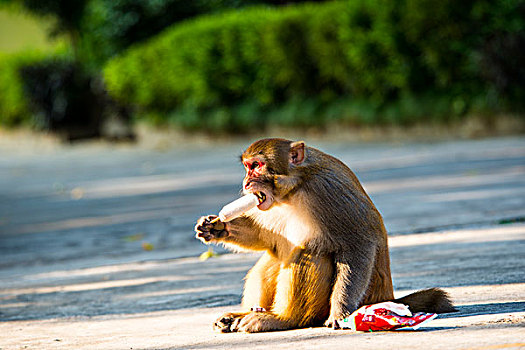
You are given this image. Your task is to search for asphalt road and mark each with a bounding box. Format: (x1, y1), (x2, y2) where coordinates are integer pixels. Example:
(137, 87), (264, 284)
(0, 135), (524, 349)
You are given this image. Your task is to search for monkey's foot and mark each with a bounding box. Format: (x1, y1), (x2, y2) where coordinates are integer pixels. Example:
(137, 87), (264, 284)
(324, 316), (341, 329)
(213, 312), (246, 333)
(236, 312), (288, 333)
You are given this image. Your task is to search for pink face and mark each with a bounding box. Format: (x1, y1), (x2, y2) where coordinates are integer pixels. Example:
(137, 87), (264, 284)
(242, 157), (273, 210)
(242, 158), (266, 186)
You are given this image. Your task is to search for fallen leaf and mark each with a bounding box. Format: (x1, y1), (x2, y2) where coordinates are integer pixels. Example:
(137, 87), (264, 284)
(142, 242), (154, 251)
(199, 247), (219, 261)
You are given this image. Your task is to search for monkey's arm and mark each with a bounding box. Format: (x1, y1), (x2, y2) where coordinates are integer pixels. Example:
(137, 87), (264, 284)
(195, 215), (292, 256)
(327, 243), (377, 327)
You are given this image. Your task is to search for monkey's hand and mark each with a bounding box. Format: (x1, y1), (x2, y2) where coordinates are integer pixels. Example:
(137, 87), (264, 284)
(195, 215), (229, 243)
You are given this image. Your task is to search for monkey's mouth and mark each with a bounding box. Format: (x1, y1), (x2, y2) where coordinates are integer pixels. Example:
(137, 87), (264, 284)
(254, 191), (273, 210)
(244, 182), (273, 210)
(255, 192), (266, 204)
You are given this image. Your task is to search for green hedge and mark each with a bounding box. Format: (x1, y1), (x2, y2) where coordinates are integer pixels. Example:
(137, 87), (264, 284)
(0, 51), (43, 126)
(103, 0), (525, 132)
(0, 48), (70, 127)
(79, 0), (329, 69)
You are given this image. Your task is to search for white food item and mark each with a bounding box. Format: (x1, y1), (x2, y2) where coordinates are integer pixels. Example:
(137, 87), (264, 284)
(218, 193), (259, 222)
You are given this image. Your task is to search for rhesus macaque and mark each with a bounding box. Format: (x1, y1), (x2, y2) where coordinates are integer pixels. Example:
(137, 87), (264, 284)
(195, 138), (455, 333)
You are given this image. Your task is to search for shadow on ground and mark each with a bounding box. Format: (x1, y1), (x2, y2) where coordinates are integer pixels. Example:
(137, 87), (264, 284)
(442, 302), (525, 319)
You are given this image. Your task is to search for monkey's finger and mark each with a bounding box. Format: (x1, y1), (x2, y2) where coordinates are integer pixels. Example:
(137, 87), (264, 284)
(214, 314), (237, 333)
(213, 320), (232, 333)
(195, 231), (212, 242)
(332, 319), (340, 330)
(194, 224), (206, 232)
(196, 215), (216, 228)
(196, 216), (222, 231)
(204, 215), (219, 223)
(194, 221), (208, 232)
(230, 316), (243, 332)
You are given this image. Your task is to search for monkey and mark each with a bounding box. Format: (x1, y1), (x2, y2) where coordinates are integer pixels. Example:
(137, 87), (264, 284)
(195, 138), (456, 333)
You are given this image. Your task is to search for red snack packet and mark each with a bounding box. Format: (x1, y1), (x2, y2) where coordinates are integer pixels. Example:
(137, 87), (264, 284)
(338, 301), (438, 331)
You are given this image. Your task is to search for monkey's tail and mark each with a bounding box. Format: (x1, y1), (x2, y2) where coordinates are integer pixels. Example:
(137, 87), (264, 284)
(393, 288), (457, 313)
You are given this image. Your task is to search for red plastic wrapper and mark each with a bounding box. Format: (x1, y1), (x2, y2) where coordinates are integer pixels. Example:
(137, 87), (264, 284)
(338, 301), (438, 331)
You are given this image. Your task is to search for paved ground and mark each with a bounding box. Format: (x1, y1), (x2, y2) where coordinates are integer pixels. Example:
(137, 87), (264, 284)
(0, 135), (524, 349)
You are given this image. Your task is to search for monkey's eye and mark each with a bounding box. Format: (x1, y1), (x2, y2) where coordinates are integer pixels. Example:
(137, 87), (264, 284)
(251, 161), (259, 170)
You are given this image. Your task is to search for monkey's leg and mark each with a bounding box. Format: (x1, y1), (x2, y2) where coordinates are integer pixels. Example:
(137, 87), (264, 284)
(235, 251), (333, 333)
(325, 247), (377, 328)
(242, 252), (280, 310)
(215, 253), (280, 333)
(361, 245), (394, 305)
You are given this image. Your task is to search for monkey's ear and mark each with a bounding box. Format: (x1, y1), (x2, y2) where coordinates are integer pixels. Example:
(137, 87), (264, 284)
(289, 141), (305, 165)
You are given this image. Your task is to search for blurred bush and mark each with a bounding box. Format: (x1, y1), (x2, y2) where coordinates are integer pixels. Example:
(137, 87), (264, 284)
(103, 0), (525, 132)
(0, 48), (132, 140)
(80, 0), (329, 69)
(0, 50), (50, 127)
(19, 58), (133, 140)
(1, 0), (326, 137)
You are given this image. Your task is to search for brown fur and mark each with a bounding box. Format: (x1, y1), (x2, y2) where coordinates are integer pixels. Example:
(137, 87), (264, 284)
(195, 138), (455, 333)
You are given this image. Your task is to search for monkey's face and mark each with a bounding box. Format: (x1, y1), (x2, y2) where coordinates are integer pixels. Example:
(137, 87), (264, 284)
(242, 156), (275, 211)
(241, 138), (306, 211)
